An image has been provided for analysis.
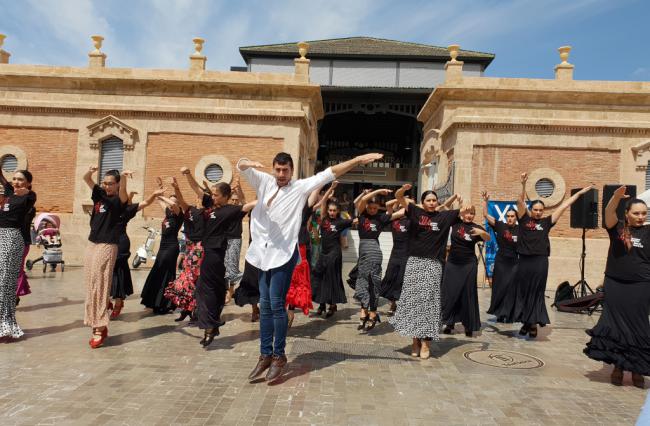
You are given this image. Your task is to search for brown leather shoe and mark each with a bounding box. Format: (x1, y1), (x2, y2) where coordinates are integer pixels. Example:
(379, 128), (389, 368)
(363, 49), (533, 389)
(632, 373), (645, 389)
(611, 367), (624, 386)
(265, 355), (287, 382)
(248, 355), (272, 380)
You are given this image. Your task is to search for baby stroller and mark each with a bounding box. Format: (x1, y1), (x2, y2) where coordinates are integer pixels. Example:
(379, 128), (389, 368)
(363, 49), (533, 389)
(26, 213), (65, 273)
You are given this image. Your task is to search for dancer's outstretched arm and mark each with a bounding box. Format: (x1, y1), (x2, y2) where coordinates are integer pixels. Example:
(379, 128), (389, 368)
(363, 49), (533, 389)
(180, 167), (206, 199)
(551, 185), (594, 224)
(481, 191), (496, 227)
(604, 186), (629, 229)
(516, 173), (529, 219)
(357, 188), (392, 215)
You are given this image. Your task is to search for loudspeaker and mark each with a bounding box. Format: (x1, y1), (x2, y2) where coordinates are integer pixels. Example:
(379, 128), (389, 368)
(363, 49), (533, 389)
(602, 184), (637, 228)
(570, 188), (599, 229)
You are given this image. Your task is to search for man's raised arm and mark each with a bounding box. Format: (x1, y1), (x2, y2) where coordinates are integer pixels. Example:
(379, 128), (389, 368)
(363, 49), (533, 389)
(331, 153), (383, 178)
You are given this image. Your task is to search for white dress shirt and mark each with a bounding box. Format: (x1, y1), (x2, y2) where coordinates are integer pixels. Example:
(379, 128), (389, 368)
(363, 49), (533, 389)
(238, 160), (335, 271)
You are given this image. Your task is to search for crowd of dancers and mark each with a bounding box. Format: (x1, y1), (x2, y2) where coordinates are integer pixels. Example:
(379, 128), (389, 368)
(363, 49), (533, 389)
(0, 152), (648, 387)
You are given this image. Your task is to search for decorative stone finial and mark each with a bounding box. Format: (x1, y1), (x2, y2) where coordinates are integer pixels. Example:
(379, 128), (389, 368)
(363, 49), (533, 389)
(558, 45), (572, 65)
(297, 41), (309, 59)
(192, 37), (205, 57)
(91, 35), (104, 54)
(0, 34), (10, 64)
(447, 44), (460, 62)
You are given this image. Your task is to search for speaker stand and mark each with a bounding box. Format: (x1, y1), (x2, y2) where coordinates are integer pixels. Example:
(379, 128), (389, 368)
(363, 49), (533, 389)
(570, 228), (602, 314)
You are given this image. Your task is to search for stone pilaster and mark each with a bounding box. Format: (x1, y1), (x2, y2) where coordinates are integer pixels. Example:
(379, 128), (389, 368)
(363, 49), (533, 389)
(444, 44), (463, 82)
(88, 35), (106, 68)
(294, 41), (310, 82)
(554, 46), (574, 81)
(189, 37), (206, 72)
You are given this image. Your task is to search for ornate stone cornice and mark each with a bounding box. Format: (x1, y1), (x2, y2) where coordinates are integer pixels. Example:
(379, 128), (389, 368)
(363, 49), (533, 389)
(440, 117), (650, 139)
(0, 105), (306, 123)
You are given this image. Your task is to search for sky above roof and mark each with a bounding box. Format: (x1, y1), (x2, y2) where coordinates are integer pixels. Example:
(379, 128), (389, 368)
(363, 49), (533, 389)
(1, 0), (648, 81)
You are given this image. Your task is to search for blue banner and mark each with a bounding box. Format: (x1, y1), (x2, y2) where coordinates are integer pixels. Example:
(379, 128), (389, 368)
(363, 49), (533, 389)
(484, 201), (524, 277)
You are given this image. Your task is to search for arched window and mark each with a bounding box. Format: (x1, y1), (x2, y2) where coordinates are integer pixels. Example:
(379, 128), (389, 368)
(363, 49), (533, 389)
(99, 137), (124, 178)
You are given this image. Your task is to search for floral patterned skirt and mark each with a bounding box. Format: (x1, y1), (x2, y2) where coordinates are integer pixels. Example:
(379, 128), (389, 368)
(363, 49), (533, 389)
(164, 241), (203, 312)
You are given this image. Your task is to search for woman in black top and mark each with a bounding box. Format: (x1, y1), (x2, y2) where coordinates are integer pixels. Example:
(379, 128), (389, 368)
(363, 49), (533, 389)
(389, 184), (467, 359)
(441, 205), (490, 337)
(354, 188), (392, 331)
(513, 172), (592, 338)
(311, 183), (353, 318)
(482, 192), (519, 323)
(380, 199), (410, 316)
(286, 186), (322, 326)
(234, 216), (261, 322)
(224, 175), (246, 304)
(0, 169), (36, 339)
(584, 187), (650, 388)
(140, 183), (184, 315)
(197, 182), (256, 347)
(109, 189), (163, 320)
(15, 187), (36, 306)
(82, 166), (129, 348)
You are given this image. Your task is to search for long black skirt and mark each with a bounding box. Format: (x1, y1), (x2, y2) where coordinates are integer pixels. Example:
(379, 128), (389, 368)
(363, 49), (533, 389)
(512, 255), (550, 326)
(234, 261), (260, 307)
(195, 247), (227, 330)
(487, 255), (518, 320)
(584, 276), (650, 375)
(312, 249), (347, 305)
(140, 240), (179, 312)
(111, 234), (134, 299)
(380, 258), (407, 302)
(441, 260), (481, 332)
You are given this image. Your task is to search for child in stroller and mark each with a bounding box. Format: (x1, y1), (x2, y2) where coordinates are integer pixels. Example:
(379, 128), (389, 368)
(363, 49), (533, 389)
(26, 213), (65, 272)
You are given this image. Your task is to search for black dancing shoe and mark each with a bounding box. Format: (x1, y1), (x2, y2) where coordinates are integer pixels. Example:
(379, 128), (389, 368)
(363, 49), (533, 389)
(316, 304), (326, 316)
(365, 313), (381, 331)
(175, 310), (192, 322)
(200, 327), (220, 347)
(325, 305), (337, 318)
(357, 316), (369, 330)
(442, 325), (454, 335)
(519, 324), (530, 336)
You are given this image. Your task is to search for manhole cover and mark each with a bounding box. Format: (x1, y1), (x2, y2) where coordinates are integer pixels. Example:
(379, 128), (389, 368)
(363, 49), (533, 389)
(463, 350), (544, 369)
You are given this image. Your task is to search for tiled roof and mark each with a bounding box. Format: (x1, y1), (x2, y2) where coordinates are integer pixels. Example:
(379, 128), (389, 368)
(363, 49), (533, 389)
(240, 36), (494, 64)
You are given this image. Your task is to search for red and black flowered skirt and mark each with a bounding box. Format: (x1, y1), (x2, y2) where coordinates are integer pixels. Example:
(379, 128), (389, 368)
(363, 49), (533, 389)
(164, 241), (203, 312)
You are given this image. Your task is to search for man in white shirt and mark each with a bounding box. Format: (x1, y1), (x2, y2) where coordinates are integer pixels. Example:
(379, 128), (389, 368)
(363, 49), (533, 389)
(238, 151), (382, 382)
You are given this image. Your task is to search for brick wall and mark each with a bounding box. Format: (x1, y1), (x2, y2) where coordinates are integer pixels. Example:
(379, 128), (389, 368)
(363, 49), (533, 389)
(0, 126), (78, 213)
(471, 145), (620, 238)
(143, 133), (284, 217)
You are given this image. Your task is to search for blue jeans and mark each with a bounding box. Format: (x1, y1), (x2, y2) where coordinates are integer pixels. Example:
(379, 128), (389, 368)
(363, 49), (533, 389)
(258, 248), (299, 356)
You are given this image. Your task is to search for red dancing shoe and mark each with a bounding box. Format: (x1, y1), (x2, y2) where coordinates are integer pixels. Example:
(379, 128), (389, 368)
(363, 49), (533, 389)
(89, 327), (108, 349)
(110, 302), (123, 320)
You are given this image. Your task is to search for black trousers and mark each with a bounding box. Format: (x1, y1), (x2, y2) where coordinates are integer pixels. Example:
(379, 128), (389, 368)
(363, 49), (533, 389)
(196, 247), (227, 330)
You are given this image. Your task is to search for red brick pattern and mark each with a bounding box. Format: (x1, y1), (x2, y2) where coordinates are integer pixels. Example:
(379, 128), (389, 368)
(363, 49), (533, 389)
(0, 126), (78, 213)
(471, 145), (620, 238)
(143, 133), (284, 217)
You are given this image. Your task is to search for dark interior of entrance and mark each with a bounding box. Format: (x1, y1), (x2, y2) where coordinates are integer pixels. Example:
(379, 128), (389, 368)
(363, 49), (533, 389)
(316, 92), (424, 213)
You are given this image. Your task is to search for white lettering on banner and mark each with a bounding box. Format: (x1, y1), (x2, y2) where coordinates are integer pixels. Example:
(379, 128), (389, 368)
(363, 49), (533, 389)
(494, 204), (518, 222)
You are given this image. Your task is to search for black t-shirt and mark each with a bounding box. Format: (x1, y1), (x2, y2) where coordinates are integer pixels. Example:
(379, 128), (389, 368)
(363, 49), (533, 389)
(448, 222), (484, 264)
(21, 207), (36, 245)
(389, 217), (410, 259)
(0, 182), (37, 230)
(161, 208), (183, 243)
(320, 217), (353, 253)
(298, 204), (313, 247)
(116, 203), (139, 238)
(516, 213), (554, 256)
(88, 185), (123, 244)
(183, 206), (206, 243)
(202, 205), (247, 249)
(490, 221), (519, 259)
(357, 212), (391, 240)
(407, 205), (460, 260)
(605, 223), (650, 282)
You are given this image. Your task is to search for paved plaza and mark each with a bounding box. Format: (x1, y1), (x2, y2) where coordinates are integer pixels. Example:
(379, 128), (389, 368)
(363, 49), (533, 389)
(1, 265), (647, 425)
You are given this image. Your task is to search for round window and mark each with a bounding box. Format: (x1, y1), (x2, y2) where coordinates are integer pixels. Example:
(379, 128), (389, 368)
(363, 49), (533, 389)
(204, 163), (224, 183)
(1, 154), (18, 173)
(535, 178), (555, 198)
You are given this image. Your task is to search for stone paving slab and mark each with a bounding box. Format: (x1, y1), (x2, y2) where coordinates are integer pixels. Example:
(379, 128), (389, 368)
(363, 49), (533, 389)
(0, 265), (646, 425)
